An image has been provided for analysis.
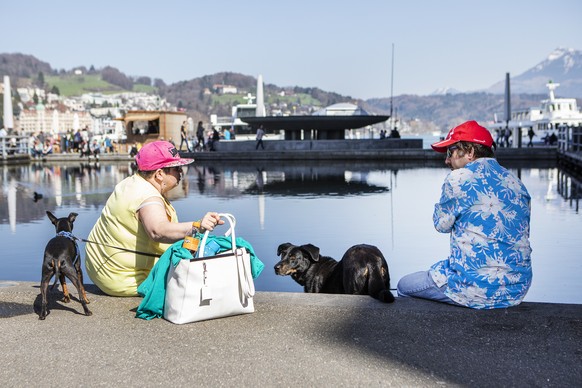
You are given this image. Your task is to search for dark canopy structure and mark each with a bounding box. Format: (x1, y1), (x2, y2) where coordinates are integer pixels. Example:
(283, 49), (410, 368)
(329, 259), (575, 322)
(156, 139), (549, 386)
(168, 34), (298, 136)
(241, 115), (390, 140)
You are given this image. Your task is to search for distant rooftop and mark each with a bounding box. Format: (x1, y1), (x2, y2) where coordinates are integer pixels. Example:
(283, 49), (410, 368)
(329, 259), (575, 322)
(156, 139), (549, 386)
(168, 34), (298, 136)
(313, 103), (370, 116)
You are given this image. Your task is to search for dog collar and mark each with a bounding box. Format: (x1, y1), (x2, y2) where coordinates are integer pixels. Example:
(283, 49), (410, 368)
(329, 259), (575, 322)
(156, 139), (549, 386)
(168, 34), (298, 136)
(56, 231), (76, 240)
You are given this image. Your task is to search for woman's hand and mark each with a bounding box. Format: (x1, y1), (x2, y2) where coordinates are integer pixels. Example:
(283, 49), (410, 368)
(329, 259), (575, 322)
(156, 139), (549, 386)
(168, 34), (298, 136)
(200, 212), (224, 232)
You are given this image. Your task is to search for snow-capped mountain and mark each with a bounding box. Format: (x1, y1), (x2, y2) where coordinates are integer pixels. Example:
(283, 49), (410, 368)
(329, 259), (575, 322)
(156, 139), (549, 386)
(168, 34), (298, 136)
(486, 48), (582, 97)
(430, 87), (461, 96)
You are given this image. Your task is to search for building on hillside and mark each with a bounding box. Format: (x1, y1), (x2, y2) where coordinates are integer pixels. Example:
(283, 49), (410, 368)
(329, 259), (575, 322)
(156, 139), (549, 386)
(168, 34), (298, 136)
(213, 84), (238, 94)
(81, 93), (123, 107)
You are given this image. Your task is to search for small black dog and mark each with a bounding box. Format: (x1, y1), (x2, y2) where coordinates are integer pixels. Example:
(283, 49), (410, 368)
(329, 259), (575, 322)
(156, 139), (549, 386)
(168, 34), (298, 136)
(275, 243), (395, 303)
(39, 211), (92, 320)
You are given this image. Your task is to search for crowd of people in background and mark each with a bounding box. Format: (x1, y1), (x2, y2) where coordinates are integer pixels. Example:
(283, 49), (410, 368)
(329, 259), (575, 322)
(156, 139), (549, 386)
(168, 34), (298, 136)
(22, 127), (121, 159)
(3, 121), (565, 159)
(178, 121), (236, 152)
(495, 127), (558, 147)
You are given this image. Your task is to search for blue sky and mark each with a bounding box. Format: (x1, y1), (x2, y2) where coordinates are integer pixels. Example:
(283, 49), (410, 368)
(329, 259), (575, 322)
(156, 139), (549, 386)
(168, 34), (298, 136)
(2, 0), (581, 99)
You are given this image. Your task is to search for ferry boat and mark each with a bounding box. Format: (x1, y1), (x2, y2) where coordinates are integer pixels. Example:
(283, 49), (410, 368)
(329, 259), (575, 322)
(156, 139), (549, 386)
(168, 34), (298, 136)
(491, 81), (582, 145)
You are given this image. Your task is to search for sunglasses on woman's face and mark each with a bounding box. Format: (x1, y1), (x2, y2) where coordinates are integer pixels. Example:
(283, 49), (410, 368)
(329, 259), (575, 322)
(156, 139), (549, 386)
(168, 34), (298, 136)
(165, 166), (183, 176)
(446, 146), (458, 159)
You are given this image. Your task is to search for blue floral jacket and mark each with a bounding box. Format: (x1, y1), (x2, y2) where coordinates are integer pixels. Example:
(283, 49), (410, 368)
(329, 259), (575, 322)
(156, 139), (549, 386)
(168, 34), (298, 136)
(430, 158), (533, 309)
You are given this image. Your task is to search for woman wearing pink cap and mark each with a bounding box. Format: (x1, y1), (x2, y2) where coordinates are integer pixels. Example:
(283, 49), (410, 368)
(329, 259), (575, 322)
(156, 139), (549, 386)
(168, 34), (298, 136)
(85, 140), (223, 296)
(397, 121), (533, 309)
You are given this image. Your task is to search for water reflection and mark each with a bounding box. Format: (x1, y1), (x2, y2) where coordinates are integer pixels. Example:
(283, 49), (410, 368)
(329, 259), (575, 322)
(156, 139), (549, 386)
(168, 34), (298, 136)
(1, 159), (580, 305)
(0, 162), (134, 226)
(557, 169), (582, 212)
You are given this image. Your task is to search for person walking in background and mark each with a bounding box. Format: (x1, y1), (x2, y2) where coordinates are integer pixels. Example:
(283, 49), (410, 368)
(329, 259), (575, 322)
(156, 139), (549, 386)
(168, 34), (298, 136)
(397, 120), (532, 309)
(195, 121), (205, 151)
(503, 127), (512, 147)
(527, 128), (536, 147)
(179, 121), (191, 152)
(73, 129), (82, 152)
(255, 125), (266, 150)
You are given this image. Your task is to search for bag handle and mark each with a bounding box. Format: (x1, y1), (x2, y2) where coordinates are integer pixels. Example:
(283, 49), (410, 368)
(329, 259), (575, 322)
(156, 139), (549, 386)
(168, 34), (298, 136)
(237, 248), (255, 299)
(198, 213), (255, 300)
(198, 213), (236, 258)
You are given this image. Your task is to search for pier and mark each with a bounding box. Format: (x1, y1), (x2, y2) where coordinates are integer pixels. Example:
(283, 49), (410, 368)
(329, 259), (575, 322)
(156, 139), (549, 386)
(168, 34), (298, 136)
(0, 281), (580, 386)
(1, 139), (561, 163)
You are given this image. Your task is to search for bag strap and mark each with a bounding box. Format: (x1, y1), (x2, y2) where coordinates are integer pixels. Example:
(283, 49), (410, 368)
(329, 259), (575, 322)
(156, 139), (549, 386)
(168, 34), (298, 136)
(198, 212), (236, 257)
(237, 248), (255, 299)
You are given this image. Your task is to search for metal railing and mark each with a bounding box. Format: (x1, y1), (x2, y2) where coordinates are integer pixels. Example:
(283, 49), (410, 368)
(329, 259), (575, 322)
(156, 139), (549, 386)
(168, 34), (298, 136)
(0, 136), (30, 159)
(558, 125), (582, 152)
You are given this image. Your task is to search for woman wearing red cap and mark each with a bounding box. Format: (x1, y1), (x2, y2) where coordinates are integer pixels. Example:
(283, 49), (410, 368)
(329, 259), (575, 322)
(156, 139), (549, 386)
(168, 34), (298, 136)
(85, 140), (223, 296)
(397, 121), (533, 309)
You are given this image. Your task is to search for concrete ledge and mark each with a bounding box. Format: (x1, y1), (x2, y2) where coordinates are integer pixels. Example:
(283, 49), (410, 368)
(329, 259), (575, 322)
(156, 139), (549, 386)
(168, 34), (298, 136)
(1, 281), (580, 386)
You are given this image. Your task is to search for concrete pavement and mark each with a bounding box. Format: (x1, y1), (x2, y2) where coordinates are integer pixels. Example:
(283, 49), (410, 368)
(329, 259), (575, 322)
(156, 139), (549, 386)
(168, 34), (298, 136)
(0, 281), (580, 387)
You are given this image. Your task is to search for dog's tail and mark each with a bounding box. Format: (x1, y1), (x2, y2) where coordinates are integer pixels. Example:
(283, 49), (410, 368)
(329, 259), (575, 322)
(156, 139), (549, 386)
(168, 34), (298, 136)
(374, 289), (395, 303)
(369, 263), (395, 303)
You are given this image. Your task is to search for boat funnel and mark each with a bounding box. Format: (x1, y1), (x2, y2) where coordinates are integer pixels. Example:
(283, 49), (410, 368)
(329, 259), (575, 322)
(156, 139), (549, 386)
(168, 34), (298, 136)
(256, 74), (266, 117)
(546, 81), (559, 101)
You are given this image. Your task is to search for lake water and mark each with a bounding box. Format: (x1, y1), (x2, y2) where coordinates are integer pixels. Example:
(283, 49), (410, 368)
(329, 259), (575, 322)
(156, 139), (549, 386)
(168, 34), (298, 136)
(1, 158), (580, 305)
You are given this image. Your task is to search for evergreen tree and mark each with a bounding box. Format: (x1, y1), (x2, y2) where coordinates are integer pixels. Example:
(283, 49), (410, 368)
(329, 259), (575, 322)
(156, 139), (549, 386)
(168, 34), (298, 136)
(37, 71), (45, 87)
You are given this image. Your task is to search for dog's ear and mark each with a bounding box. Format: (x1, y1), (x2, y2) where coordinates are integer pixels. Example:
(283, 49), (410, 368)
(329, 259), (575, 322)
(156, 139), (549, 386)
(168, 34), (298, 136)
(301, 244), (320, 262)
(46, 211), (58, 225)
(68, 213), (78, 224)
(277, 243), (293, 256)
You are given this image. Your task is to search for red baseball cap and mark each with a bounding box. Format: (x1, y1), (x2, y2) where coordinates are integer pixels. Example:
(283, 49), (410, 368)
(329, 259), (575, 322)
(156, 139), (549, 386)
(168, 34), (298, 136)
(431, 120), (494, 152)
(135, 141), (194, 171)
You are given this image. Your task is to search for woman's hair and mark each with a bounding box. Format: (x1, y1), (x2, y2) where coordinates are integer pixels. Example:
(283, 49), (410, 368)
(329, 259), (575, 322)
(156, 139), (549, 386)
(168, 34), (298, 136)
(455, 141), (496, 158)
(137, 167), (176, 179)
(137, 170), (156, 179)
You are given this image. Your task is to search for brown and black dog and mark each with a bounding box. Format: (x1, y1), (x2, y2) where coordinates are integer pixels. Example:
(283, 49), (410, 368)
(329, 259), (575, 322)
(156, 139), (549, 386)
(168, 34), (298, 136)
(275, 243), (395, 303)
(39, 211), (92, 320)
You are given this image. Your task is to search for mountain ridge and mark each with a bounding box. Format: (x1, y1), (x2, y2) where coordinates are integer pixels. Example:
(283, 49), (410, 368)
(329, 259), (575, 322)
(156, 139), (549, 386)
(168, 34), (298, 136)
(1, 49), (581, 132)
(484, 47), (582, 96)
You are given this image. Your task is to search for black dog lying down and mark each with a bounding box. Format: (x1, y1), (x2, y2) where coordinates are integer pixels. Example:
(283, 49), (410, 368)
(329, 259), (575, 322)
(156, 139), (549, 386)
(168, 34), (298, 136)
(275, 243), (395, 303)
(39, 211), (92, 320)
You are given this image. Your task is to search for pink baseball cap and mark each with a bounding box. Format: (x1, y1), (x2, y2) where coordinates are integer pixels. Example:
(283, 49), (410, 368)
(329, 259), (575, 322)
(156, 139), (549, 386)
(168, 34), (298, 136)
(431, 120), (494, 152)
(135, 141), (194, 171)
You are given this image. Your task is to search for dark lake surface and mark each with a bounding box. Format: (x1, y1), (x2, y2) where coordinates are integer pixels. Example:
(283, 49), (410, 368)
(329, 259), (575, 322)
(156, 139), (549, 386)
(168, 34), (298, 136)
(1, 159), (580, 305)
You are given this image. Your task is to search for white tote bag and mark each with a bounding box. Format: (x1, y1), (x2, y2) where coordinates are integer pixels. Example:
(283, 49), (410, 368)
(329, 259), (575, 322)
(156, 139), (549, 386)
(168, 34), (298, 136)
(164, 213), (255, 324)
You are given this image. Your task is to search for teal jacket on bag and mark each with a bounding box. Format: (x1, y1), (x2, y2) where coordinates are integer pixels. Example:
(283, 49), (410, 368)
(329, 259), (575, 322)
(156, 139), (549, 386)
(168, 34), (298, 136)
(136, 235), (264, 320)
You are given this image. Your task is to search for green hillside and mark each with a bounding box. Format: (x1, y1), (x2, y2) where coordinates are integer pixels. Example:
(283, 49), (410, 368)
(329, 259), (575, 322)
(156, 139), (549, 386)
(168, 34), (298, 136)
(45, 74), (122, 96)
(45, 74), (155, 96)
(210, 92), (322, 107)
